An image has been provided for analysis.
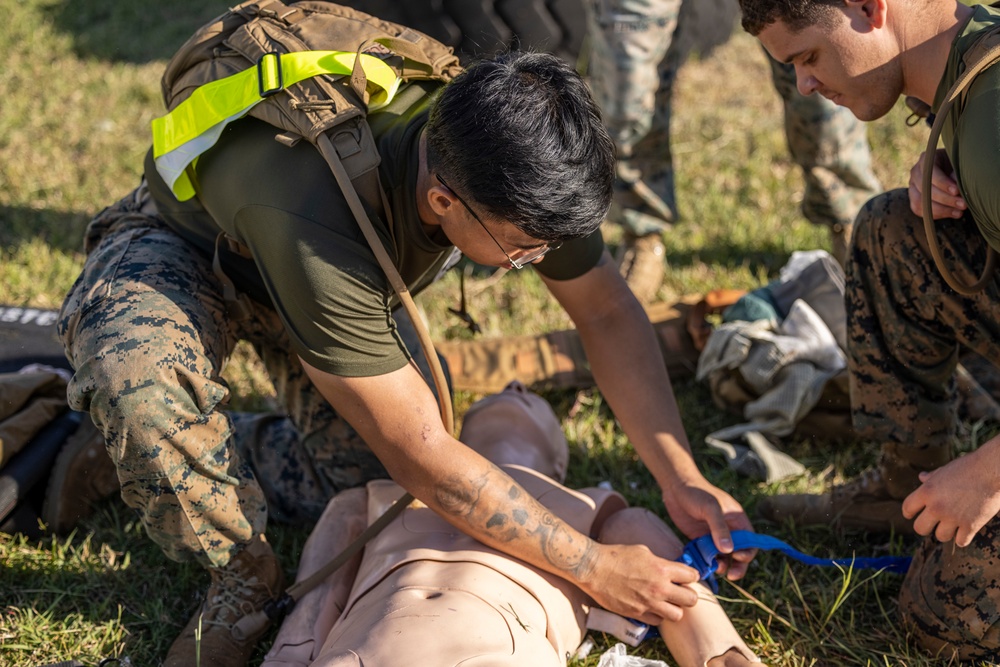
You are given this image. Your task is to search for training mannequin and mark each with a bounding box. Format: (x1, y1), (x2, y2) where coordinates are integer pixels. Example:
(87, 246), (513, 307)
(262, 381), (760, 667)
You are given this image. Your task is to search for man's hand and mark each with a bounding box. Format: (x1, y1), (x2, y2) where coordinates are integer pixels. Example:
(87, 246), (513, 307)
(542, 259), (756, 579)
(662, 477), (756, 580)
(902, 434), (1000, 546)
(909, 148), (966, 219)
(581, 542), (701, 624)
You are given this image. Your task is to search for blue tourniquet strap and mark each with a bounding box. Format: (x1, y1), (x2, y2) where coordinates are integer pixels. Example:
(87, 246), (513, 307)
(680, 530), (912, 581)
(624, 531), (912, 645)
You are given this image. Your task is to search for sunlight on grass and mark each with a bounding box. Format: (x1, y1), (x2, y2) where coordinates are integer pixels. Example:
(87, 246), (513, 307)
(0, 0), (973, 665)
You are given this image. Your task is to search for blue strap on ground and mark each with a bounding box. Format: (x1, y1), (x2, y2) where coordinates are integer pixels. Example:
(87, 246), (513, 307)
(632, 531), (912, 644)
(680, 530), (912, 583)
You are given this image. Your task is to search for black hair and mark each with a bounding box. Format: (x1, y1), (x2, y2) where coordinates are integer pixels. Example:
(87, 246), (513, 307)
(738, 0), (841, 35)
(425, 51), (615, 243)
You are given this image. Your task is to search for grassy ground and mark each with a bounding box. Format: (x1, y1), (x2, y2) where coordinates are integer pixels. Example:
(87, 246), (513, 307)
(0, 1), (989, 666)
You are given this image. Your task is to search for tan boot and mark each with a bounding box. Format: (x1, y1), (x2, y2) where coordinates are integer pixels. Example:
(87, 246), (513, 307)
(830, 222), (853, 267)
(617, 232), (666, 304)
(164, 535), (285, 667)
(759, 439), (951, 532)
(42, 419), (120, 533)
(757, 468), (916, 534)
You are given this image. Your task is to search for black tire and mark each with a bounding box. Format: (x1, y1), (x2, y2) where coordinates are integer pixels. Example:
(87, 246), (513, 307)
(339, 0), (738, 67)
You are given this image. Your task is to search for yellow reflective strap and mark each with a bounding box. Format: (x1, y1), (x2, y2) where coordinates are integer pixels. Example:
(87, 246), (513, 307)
(151, 51), (401, 200)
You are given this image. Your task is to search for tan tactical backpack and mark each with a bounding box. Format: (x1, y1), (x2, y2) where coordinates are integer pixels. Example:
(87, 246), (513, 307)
(156, 0), (462, 205)
(152, 0), (465, 431)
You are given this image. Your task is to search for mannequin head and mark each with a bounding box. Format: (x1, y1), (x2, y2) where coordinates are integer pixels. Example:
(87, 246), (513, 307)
(459, 381), (569, 482)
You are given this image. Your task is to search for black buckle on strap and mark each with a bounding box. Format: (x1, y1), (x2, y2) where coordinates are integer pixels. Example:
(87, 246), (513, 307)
(257, 52), (284, 98)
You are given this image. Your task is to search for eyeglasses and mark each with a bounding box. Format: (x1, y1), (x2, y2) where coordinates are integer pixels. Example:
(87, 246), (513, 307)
(436, 174), (561, 270)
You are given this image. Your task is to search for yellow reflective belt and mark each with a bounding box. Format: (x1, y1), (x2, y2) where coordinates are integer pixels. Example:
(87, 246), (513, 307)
(151, 51), (402, 201)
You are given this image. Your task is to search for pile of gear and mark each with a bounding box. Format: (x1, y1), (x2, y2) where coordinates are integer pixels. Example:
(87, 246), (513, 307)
(0, 307), (117, 537)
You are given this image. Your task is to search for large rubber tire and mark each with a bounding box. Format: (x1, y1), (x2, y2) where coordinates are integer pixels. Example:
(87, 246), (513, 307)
(339, 0), (738, 67)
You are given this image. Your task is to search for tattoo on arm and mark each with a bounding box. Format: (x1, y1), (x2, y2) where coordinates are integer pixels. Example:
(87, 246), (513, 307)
(435, 463), (598, 579)
(531, 512), (598, 577)
(436, 471), (488, 517)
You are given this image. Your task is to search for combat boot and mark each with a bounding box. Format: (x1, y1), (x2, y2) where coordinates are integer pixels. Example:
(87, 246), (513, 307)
(617, 231), (666, 304)
(830, 222), (852, 267)
(42, 418), (120, 533)
(757, 468), (916, 534)
(164, 534), (285, 667)
(758, 439), (952, 532)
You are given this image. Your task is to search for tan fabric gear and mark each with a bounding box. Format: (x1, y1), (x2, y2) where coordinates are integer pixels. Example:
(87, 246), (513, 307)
(707, 361), (853, 442)
(0, 371), (68, 467)
(42, 418), (119, 534)
(160, 0), (461, 194)
(436, 296), (707, 394)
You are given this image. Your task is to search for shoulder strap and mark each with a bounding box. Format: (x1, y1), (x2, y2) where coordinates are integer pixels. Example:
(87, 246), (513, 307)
(920, 26), (1000, 295)
(159, 5), (462, 635)
(315, 132), (454, 431)
(231, 489), (414, 640)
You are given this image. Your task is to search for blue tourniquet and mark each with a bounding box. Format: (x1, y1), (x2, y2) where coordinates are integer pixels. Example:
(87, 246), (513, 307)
(631, 531), (911, 644)
(681, 530), (912, 586)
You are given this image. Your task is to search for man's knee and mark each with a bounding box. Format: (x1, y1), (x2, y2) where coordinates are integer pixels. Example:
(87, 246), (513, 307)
(850, 188), (913, 258)
(898, 518), (1000, 661)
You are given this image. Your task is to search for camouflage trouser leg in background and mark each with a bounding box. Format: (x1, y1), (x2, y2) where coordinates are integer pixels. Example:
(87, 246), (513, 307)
(898, 515), (1000, 661)
(585, 0), (682, 236)
(846, 188), (1000, 497)
(585, 0), (881, 242)
(57, 185), (388, 569)
(768, 56), (882, 235)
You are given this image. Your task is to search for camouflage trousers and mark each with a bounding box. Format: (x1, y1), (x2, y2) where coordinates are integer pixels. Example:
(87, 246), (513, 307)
(768, 59), (882, 234)
(57, 185), (396, 569)
(898, 515), (1000, 661)
(846, 188), (1000, 496)
(585, 0), (880, 236)
(586, 0), (682, 234)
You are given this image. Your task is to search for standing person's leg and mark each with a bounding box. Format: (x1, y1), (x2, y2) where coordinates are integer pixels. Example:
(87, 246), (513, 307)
(760, 189), (1000, 531)
(598, 508), (759, 666)
(57, 184), (281, 666)
(767, 56), (882, 264)
(584, 0), (682, 303)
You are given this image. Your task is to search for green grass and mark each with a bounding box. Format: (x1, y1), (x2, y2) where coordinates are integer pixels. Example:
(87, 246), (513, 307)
(0, 0), (988, 665)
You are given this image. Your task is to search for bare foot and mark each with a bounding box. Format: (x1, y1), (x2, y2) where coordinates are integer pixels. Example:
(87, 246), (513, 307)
(706, 647), (762, 667)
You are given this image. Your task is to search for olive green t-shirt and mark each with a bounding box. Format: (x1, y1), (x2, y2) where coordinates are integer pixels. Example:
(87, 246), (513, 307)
(934, 4), (1000, 251)
(145, 81), (604, 377)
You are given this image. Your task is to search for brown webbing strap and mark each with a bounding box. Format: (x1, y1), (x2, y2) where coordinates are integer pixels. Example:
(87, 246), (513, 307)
(230, 132), (457, 639)
(315, 132), (455, 432)
(286, 491), (413, 601)
(921, 41), (1000, 295)
(232, 489), (414, 640)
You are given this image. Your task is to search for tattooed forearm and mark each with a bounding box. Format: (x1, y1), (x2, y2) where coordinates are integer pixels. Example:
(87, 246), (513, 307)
(434, 463), (599, 579)
(436, 471), (488, 517)
(531, 513), (599, 577)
